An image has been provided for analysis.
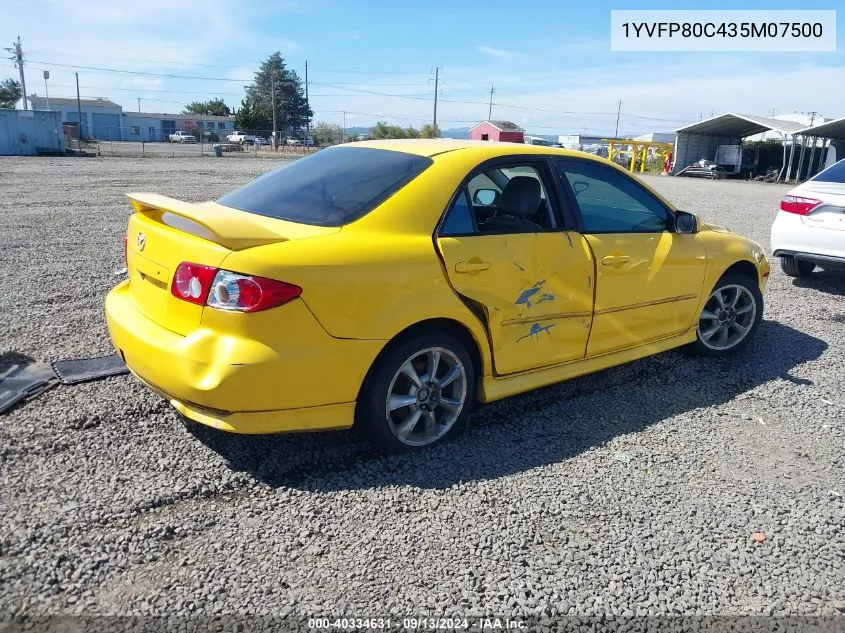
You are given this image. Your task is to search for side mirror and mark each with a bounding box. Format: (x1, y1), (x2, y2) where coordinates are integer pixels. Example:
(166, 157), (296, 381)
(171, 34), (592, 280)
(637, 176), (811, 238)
(675, 210), (698, 234)
(572, 181), (590, 194)
(473, 188), (499, 206)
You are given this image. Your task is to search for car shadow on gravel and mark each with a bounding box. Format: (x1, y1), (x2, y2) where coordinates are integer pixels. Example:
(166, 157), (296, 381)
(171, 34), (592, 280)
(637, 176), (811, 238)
(791, 270), (845, 298)
(188, 319), (826, 491)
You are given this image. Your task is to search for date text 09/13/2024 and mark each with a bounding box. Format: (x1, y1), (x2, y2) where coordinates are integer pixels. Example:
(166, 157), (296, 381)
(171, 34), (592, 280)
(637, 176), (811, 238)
(308, 617), (527, 630)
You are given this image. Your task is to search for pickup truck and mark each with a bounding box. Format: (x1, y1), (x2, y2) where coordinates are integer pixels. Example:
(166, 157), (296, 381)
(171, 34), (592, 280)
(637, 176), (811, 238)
(168, 131), (197, 143)
(226, 132), (255, 145)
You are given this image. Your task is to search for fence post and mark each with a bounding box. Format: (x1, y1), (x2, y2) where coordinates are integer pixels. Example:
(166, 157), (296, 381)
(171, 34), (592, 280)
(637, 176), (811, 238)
(142, 139), (145, 158)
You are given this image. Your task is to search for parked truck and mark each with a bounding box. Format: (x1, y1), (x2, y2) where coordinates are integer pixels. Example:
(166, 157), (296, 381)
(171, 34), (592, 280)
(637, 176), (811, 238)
(168, 131), (197, 143)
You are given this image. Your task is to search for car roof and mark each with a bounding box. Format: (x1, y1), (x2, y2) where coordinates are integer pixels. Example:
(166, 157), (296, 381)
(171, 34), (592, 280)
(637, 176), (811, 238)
(346, 138), (597, 160)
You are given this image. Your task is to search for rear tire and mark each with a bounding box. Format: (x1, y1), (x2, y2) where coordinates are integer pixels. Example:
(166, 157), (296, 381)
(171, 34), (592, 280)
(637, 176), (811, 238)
(780, 256), (815, 278)
(355, 331), (475, 454)
(689, 273), (763, 357)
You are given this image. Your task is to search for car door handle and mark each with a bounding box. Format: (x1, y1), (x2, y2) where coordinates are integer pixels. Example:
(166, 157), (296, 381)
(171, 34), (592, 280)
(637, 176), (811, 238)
(601, 255), (631, 266)
(455, 259), (490, 273)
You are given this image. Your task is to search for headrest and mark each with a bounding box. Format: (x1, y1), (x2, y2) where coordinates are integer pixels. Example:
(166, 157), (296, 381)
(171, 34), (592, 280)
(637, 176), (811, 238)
(498, 176), (542, 217)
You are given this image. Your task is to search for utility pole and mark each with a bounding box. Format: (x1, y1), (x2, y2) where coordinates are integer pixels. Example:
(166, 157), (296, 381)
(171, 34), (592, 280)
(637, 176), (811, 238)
(433, 66), (439, 131)
(807, 136), (819, 178)
(488, 85), (494, 120)
(271, 73), (277, 149)
(43, 70), (50, 111)
(808, 110), (817, 126)
(5, 36), (28, 109)
(137, 97), (141, 112)
(341, 111), (346, 143)
(614, 99), (622, 138)
(75, 72), (82, 149)
(304, 60), (310, 135)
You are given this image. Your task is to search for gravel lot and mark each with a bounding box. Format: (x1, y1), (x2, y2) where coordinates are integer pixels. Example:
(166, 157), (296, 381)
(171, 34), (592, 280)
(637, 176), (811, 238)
(1, 156), (843, 625)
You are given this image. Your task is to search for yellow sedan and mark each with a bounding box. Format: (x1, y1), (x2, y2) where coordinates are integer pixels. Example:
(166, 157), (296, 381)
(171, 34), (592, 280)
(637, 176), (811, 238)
(104, 139), (770, 452)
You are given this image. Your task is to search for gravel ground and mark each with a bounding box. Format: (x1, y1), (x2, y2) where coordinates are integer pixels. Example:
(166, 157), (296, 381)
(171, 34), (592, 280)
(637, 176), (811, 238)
(0, 156), (843, 625)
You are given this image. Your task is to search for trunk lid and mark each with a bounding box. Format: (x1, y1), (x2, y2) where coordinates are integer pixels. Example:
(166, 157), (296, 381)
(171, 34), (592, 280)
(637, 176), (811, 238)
(798, 183), (845, 232)
(124, 193), (338, 335)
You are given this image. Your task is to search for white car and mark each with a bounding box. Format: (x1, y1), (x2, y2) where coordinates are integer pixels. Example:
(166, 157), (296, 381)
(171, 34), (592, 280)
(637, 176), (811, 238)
(771, 158), (845, 277)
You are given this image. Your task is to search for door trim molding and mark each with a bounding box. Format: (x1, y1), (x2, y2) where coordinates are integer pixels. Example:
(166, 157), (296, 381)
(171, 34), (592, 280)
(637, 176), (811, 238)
(594, 293), (698, 316)
(501, 311), (592, 326)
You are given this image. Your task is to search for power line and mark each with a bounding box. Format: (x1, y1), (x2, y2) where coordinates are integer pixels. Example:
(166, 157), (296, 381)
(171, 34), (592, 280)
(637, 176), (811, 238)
(11, 58), (699, 124)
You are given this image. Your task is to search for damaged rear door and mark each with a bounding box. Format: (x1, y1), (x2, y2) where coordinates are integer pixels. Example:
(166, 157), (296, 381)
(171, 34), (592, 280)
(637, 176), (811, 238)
(436, 159), (595, 376)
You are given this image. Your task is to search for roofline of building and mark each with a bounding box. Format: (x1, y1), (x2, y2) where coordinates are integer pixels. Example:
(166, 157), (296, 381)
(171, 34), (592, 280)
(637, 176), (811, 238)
(674, 111), (806, 135)
(797, 115), (845, 140)
(468, 120), (525, 133)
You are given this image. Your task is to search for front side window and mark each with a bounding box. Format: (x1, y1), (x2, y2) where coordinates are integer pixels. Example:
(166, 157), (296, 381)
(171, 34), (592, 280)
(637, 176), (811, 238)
(217, 147), (432, 226)
(555, 158), (670, 233)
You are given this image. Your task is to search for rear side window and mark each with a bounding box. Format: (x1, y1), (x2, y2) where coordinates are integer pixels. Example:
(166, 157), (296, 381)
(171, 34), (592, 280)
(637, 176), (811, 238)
(812, 158), (845, 183)
(217, 147), (433, 226)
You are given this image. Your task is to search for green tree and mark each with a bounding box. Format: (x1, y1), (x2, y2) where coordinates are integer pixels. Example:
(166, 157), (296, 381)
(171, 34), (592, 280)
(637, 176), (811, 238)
(233, 98), (264, 131)
(183, 98), (231, 116)
(311, 121), (343, 145)
(420, 123), (440, 138)
(369, 121), (421, 139)
(0, 78), (22, 109)
(241, 52), (312, 134)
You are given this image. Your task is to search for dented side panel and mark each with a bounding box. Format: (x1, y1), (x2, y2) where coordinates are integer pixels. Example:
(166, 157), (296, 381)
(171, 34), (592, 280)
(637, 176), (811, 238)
(436, 231), (595, 375)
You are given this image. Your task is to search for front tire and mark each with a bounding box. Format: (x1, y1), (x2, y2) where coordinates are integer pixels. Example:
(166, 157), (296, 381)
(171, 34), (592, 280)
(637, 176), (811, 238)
(689, 273), (763, 357)
(780, 256), (815, 277)
(356, 331), (475, 454)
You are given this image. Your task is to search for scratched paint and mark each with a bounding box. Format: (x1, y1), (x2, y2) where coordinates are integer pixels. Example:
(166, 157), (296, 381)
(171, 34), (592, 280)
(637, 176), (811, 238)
(516, 322), (556, 343)
(515, 280), (556, 309)
(513, 261), (526, 272)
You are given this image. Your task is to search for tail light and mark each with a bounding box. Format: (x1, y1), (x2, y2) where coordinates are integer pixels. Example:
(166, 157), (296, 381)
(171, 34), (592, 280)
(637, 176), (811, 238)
(171, 262), (218, 305)
(170, 262), (301, 312)
(780, 195), (822, 216)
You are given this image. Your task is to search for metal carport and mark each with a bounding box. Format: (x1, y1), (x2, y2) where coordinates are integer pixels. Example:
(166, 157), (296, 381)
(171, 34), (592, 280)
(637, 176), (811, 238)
(797, 116), (845, 178)
(672, 113), (805, 179)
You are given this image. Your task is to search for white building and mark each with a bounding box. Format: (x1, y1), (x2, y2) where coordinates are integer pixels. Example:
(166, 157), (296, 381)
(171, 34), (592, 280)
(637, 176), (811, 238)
(27, 96), (235, 142)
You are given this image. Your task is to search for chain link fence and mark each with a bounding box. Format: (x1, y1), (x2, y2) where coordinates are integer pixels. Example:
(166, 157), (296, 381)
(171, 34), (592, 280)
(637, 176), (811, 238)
(62, 127), (332, 158)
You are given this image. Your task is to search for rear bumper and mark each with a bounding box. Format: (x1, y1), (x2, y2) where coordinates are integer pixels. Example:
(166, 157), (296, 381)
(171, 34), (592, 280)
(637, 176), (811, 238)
(104, 280), (383, 434)
(131, 370), (355, 434)
(772, 249), (845, 270)
(771, 211), (845, 261)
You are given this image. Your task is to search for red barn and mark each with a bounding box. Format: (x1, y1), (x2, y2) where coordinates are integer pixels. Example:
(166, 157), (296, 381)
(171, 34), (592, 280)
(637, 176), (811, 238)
(469, 120), (525, 143)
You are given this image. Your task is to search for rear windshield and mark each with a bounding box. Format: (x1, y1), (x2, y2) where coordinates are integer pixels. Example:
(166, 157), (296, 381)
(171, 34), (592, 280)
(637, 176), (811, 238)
(812, 158), (845, 183)
(216, 147), (433, 226)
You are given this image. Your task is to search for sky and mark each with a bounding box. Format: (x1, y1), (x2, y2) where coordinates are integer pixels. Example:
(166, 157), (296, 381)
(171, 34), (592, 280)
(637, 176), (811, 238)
(1, 0), (842, 136)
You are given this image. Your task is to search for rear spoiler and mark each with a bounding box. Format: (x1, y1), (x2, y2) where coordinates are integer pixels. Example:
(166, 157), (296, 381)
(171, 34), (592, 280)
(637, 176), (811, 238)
(126, 193), (290, 251)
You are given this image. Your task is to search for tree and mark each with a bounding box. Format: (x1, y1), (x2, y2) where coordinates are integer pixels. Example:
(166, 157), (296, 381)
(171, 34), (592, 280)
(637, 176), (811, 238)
(311, 121), (343, 145)
(233, 98), (264, 132)
(420, 123), (440, 138)
(0, 78), (22, 110)
(183, 98), (231, 116)
(240, 52), (312, 135)
(369, 121), (421, 139)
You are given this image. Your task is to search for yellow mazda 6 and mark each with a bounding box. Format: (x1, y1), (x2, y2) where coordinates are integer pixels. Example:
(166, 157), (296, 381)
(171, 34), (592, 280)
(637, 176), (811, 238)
(105, 139), (770, 452)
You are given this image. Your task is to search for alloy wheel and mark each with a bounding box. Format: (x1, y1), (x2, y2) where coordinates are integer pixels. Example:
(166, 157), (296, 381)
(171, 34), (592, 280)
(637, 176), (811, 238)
(385, 346), (467, 447)
(697, 284), (757, 351)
